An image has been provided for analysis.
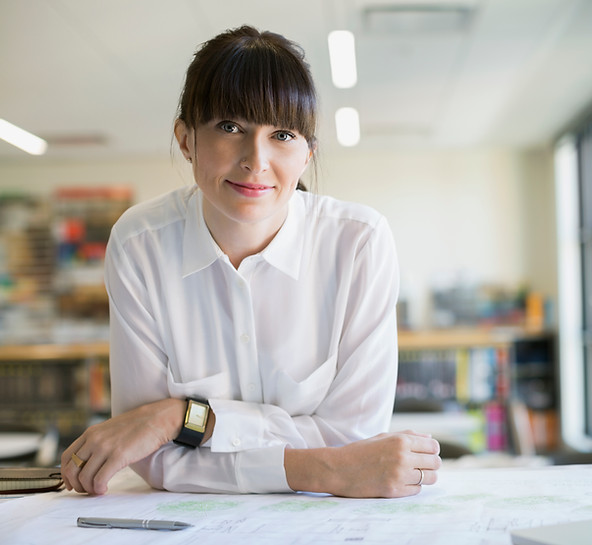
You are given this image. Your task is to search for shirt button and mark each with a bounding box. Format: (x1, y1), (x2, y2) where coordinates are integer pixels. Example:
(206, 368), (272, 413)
(232, 437), (241, 447)
(248, 383), (256, 391)
(240, 333), (250, 344)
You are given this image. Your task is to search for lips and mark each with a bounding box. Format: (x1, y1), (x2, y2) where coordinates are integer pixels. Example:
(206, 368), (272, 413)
(226, 179), (273, 196)
(228, 180), (271, 190)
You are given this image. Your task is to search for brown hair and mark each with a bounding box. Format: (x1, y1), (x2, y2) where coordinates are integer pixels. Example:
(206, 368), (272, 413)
(177, 26), (318, 151)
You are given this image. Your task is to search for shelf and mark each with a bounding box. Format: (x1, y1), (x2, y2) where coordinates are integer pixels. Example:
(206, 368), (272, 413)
(398, 326), (552, 350)
(0, 342), (109, 361)
(0, 327), (552, 361)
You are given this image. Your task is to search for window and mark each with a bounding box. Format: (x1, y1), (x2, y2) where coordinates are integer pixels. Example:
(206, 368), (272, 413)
(555, 118), (592, 451)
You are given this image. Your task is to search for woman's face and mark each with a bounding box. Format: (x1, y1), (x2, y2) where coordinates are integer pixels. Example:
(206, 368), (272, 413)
(176, 118), (312, 241)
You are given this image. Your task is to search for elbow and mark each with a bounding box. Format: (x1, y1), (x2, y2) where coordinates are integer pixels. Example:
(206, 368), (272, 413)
(130, 455), (165, 491)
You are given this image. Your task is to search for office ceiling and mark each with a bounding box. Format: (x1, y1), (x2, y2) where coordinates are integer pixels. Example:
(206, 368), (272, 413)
(1, 0), (592, 159)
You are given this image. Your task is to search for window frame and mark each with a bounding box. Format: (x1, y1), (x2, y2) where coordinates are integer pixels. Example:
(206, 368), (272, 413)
(555, 134), (592, 451)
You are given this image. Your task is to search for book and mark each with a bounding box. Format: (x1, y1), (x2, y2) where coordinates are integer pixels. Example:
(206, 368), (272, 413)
(0, 467), (63, 494)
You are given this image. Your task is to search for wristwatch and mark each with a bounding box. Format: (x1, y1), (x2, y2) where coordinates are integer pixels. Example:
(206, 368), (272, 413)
(173, 398), (210, 448)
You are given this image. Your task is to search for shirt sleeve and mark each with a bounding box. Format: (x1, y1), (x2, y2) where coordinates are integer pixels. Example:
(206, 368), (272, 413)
(208, 216), (400, 488)
(105, 227), (292, 494)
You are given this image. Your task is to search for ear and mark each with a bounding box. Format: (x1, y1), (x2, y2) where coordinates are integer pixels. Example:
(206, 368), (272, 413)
(306, 139), (317, 164)
(303, 145), (315, 169)
(174, 119), (194, 161)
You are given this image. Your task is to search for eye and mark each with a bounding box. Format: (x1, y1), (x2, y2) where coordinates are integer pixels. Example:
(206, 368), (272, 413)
(274, 130), (296, 142)
(218, 121), (240, 134)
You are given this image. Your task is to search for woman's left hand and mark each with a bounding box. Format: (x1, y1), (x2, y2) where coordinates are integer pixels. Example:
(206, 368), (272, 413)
(60, 398), (185, 495)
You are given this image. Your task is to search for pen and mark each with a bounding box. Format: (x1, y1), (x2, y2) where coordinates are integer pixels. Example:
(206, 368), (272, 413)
(77, 517), (193, 531)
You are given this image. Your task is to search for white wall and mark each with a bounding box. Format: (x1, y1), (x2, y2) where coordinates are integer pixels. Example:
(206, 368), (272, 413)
(320, 146), (557, 325)
(0, 145), (557, 328)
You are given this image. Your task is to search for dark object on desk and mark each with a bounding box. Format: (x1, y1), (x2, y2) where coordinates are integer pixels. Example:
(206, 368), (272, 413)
(0, 467), (63, 494)
(438, 441), (473, 459)
(77, 517), (193, 531)
(550, 450), (592, 465)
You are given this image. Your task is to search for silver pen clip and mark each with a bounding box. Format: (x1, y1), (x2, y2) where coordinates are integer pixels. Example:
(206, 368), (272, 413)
(77, 517), (112, 528)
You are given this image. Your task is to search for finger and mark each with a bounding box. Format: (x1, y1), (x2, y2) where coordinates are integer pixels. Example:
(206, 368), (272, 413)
(408, 434), (441, 455)
(65, 444), (101, 494)
(60, 438), (87, 491)
(420, 469), (438, 486)
(399, 429), (433, 438)
(75, 441), (128, 496)
(92, 456), (126, 495)
(75, 449), (108, 495)
(407, 468), (438, 488)
(413, 467), (425, 486)
(69, 458), (91, 494)
(394, 430), (441, 454)
(413, 450), (442, 469)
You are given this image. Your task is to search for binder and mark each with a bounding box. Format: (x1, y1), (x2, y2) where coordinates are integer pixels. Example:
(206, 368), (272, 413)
(0, 467), (63, 494)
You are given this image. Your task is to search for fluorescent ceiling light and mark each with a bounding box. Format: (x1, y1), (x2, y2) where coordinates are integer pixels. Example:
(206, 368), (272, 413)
(0, 118), (48, 155)
(335, 107), (360, 147)
(328, 30), (357, 89)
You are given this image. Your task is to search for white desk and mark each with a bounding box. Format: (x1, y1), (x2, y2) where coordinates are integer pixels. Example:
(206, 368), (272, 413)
(1, 464), (591, 544)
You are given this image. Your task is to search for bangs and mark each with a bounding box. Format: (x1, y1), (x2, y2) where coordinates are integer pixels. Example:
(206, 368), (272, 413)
(183, 33), (317, 144)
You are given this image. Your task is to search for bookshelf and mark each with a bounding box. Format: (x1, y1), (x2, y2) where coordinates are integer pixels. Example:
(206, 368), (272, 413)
(0, 187), (130, 454)
(0, 342), (111, 448)
(52, 187), (131, 342)
(396, 327), (558, 455)
(0, 187), (131, 345)
(0, 327), (556, 460)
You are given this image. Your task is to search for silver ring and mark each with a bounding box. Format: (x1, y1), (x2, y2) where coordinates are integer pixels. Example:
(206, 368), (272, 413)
(415, 468), (424, 486)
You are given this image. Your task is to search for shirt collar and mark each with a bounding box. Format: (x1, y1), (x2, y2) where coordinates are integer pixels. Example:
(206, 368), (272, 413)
(260, 191), (305, 280)
(182, 188), (221, 277)
(181, 188), (306, 280)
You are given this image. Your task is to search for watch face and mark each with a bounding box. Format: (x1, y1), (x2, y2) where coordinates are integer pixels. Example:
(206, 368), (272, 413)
(186, 401), (208, 433)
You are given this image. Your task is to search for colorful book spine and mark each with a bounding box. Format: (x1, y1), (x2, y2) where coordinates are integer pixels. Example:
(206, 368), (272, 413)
(485, 401), (507, 451)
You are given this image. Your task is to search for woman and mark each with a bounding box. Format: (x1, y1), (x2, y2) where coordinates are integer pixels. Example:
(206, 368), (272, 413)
(61, 25), (441, 498)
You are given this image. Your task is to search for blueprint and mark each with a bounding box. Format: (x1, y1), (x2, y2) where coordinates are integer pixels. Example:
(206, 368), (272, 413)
(1, 464), (592, 544)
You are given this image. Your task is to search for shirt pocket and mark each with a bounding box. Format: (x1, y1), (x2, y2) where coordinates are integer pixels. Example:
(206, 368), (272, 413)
(166, 367), (231, 400)
(274, 353), (338, 415)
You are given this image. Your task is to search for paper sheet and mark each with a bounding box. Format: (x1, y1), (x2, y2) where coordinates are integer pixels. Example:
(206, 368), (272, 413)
(1, 465), (591, 545)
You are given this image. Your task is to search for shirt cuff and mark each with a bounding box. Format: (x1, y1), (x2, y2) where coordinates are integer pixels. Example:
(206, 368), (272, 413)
(209, 399), (267, 452)
(235, 445), (292, 493)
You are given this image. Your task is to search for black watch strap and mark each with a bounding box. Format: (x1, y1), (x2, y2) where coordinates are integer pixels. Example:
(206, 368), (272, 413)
(173, 398), (210, 448)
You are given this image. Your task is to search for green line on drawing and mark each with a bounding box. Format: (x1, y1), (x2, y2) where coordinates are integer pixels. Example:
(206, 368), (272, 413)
(260, 500), (338, 512)
(158, 499), (239, 513)
(487, 496), (571, 509)
(356, 502), (452, 515)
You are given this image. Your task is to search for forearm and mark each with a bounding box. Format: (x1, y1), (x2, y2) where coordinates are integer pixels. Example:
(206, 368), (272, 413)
(284, 432), (443, 499)
(150, 397), (187, 442)
(284, 446), (337, 494)
(136, 397), (216, 448)
(284, 445), (403, 498)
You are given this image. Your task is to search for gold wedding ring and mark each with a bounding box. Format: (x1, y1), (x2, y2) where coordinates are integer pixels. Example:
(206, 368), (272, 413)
(71, 452), (87, 469)
(415, 468), (424, 486)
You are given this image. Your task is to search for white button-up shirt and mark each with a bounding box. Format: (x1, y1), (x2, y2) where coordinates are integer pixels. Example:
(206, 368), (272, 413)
(106, 185), (399, 493)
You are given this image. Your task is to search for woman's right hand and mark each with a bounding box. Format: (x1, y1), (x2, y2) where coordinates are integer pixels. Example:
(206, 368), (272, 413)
(60, 398), (186, 495)
(284, 430), (442, 498)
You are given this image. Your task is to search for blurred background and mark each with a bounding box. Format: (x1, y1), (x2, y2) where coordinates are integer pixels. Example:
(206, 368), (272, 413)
(1, 0), (591, 466)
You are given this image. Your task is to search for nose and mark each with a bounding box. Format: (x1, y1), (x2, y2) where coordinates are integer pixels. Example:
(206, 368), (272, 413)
(240, 134), (270, 174)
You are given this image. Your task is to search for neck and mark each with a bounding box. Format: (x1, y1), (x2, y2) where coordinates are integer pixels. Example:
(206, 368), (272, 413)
(202, 204), (288, 269)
